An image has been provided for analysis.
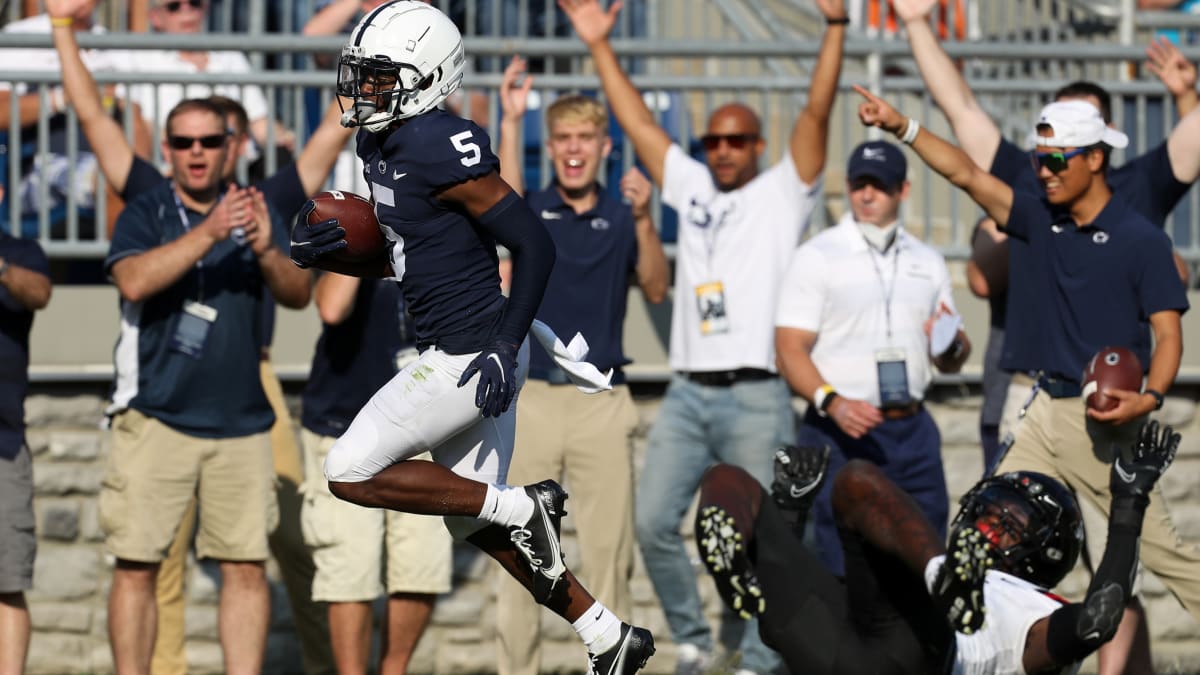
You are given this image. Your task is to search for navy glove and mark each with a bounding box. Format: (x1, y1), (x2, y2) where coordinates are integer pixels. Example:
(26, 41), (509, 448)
(457, 340), (520, 417)
(1111, 420), (1180, 499)
(289, 201), (347, 269)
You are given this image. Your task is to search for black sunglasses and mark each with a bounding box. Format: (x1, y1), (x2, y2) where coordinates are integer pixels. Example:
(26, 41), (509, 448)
(167, 133), (228, 150)
(162, 0), (205, 12)
(700, 133), (758, 151)
(1029, 146), (1090, 174)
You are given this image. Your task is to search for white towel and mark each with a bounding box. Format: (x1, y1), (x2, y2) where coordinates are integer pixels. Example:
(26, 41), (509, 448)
(529, 320), (614, 394)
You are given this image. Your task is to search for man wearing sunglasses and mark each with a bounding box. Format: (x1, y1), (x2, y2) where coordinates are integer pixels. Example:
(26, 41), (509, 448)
(893, 0), (1200, 667)
(560, 0), (845, 672)
(774, 139), (971, 583)
(857, 87), (1200, 675)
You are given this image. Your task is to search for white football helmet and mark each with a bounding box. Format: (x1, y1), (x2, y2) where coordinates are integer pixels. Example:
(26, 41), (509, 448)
(337, 1), (466, 132)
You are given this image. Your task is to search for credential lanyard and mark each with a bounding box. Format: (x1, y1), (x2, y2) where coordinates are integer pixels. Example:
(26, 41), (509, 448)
(865, 237), (901, 342)
(172, 188), (205, 302)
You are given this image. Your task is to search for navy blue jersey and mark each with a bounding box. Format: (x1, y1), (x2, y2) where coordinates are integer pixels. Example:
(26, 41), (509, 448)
(525, 184), (638, 375)
(0, 234), (48, 456)
(1001, 191), (1188, 380)
(104, 181), (291, 438)
(301, 278), (414, 437)
(357, 109), (505, 354)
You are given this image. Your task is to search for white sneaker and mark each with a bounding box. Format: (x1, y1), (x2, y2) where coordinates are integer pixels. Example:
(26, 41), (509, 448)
(674, 644), (712, 675)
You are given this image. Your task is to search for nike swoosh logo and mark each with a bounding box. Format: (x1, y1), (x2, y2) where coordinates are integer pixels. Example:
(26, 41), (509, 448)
(1114, 462), (1137, 484)
(788, 470), (824, 498)
(603, 636), (630, 675)
(536, 504), (566, 578)
(487, 354), (505, 383)
(393, 171), (407, 180)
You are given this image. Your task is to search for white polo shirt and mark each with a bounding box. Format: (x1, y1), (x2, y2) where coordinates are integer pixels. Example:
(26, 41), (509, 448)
(775, 212), (956, 406)
(661, 143), (820, 373)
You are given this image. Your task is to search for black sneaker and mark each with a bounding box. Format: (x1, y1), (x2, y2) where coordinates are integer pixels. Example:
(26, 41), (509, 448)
(588, 623), (655, 675)
(770, 445), (831, 516)
(696, 505), (764, 620)
(510, 479), (568, 603)
(933, 526), (993, 634)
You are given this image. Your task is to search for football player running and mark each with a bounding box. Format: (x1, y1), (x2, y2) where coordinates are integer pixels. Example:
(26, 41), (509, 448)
(288, 3), (654, 673)
(693, 419), (1179, 674)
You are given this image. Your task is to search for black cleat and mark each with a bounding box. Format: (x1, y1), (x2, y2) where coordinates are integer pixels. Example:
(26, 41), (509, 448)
(588, 623), (655, 675)
(934, 526), (993, 634)
(696, 505), (764, 620)
(510, 479), (568, 603)
(770, 444), (831, 516)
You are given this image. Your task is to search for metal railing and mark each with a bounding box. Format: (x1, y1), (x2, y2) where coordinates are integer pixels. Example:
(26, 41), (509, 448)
(3, 32), (1200, 262)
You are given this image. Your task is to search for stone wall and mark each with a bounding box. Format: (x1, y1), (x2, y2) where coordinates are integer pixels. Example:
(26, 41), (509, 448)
(19, 383), (1200, 675)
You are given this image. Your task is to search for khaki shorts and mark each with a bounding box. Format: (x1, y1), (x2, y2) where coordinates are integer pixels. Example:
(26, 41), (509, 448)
(100, 409), (277, 562)
(300, 428), (452, 602)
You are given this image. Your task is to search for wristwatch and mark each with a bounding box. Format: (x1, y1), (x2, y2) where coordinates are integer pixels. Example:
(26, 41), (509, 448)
(1145, 388), (1165, 411)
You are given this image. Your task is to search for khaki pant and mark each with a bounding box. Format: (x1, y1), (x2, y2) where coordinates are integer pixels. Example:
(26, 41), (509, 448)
(151, 361), (334, 675)
(996, 388), (1200, 615)
(496, 381), (639, 675)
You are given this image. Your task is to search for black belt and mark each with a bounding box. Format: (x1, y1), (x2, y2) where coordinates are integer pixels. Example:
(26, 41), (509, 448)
(680, 368), (776, 387)
(528, 366), (626, 386)
(1037, 375), (1081, 399)
(882, 401), (923, 419)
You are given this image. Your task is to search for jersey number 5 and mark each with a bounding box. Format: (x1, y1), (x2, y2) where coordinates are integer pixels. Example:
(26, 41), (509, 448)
(450, 131), (481, 167)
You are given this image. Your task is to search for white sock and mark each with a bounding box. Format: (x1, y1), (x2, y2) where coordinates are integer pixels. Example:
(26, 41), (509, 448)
(478, 484), (534, 527)
(573, 601), (623, 654)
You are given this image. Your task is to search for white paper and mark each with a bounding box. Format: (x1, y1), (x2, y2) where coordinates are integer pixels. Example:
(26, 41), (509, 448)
(529, 320), (614, 394)
(929, 312), (963, 357)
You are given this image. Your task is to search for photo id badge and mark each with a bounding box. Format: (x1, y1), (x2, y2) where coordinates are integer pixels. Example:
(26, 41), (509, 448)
(170, 300), (218, 359)
(875, 347), (912, 409)
(695, 281), (730, 336)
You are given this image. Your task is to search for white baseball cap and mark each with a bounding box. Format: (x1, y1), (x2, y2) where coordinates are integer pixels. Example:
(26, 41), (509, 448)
(1030, 100), (1128, 149)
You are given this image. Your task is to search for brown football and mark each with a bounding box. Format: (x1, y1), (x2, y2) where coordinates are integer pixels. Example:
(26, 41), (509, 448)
(305, 190), (385, 263)
(1080, 346), (1143, 412)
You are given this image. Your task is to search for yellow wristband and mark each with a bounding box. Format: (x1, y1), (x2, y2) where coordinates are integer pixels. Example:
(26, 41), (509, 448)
(50, 17), (74, 27)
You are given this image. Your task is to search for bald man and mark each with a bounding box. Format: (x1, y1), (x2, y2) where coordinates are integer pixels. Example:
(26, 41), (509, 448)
(562, 1), (847, 672)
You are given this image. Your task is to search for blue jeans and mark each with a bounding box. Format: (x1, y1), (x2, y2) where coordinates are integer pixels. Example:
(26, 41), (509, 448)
(636, 374), (793, 673)
(798, 407), (949, 577)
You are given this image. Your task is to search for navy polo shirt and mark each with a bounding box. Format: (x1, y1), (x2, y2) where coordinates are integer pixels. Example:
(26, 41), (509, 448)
(1001, 190), (1188, 381)
(525, 183), (639, 376)
(122, 157), (307, 351)
(990, 139), (1190, 378)
(104, 181), (291, 438)
(301, 279), (414, 437)
(0, 234), (49, 457)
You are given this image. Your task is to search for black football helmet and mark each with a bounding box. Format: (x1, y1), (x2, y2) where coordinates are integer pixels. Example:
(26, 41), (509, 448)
(950, 471), (1083, 589)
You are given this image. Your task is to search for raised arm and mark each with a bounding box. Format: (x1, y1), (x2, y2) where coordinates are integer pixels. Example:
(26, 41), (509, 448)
(789, 0), (847, 184)
(497, 56), (534, 197)
(856, 86), (1014, 225)
(1024, 421), (1179, 673)
(294, 98), (357, 197)
(1165, 99), (1200, 184)
(893, 0), (1001, 168)
(560, 0), (672, 186)
(49, 0), (134, 194)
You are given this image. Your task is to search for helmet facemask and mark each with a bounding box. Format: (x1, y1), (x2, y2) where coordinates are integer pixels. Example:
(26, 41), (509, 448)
(950, 472), (1082, 589)
(337, 49), (430, 132)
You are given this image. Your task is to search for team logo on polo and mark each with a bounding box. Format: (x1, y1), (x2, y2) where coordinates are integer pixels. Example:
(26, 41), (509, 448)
(1093, 231), (1109, 245)
(591, 217), (610, 231)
